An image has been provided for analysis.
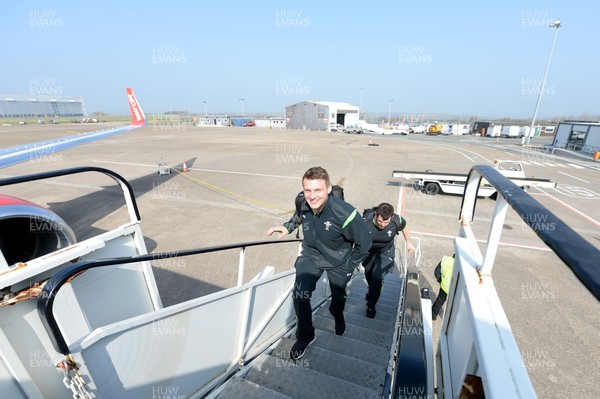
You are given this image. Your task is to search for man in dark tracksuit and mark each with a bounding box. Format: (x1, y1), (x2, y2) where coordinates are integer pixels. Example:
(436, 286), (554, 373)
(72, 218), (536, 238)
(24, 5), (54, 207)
(267, 167), (371, 360)
(362, 203), (415, 318)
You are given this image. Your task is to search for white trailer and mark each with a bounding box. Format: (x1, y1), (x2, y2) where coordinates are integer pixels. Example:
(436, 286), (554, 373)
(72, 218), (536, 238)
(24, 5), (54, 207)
(486, 125), (502, 137)
(392, 160), (556, 197)
(501, 125), (520, 138)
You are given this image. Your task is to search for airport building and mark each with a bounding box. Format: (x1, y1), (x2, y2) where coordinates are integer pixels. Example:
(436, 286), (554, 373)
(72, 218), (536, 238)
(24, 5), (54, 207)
(197, 115), (231, 126)
(285, 101), (359, 131)
(552, 121), (600, 154)
(0, 93), (86, 118)
(255, 118), (285, 128)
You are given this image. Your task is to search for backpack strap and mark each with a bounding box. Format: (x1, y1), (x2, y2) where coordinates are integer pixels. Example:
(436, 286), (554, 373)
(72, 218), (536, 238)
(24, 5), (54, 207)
(294, 191), (305, 239)
(392, 214), (405, 234)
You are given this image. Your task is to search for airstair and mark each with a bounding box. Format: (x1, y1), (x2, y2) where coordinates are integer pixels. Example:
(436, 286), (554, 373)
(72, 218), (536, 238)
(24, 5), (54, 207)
(214, 272), (404, 399)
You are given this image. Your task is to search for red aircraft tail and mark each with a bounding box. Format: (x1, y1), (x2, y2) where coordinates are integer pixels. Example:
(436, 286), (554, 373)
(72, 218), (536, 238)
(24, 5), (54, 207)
(126, 87), (147, 126)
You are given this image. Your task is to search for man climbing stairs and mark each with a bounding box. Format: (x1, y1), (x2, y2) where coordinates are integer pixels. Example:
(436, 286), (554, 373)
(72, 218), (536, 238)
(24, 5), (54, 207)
(216, 272), (404, 398)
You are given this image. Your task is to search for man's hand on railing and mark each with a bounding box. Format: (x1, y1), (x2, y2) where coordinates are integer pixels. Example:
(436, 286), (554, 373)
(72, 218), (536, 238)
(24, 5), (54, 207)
(267, 226), (290, 239)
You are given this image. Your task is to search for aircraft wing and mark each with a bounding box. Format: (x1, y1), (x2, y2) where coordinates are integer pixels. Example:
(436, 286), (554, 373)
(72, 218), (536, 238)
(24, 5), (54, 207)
(0, 87), (146, 169)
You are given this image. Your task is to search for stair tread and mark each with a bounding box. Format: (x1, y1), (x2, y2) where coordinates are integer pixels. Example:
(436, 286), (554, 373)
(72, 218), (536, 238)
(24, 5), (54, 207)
(317, 307), (395, 334)
(271, 338), (386, 392)
(310, 329), (390, 366)
(313, 315), (391, 348)
(245, 353), (380, 399)
(347, 289), (399, 303)
(343, 302), (397, 323)
(217, 376), (293, 399)
(345, 297), (397, 314)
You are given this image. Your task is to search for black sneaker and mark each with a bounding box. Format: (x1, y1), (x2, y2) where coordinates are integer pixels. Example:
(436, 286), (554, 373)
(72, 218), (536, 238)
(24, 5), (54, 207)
(366, 307), (376, 319)
(334, 316), (346, 336)
(290, 336), (316, 360)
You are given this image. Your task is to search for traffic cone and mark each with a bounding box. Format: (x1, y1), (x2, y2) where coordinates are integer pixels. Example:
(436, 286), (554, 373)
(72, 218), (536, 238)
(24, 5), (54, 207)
(182, 162), (189, 172)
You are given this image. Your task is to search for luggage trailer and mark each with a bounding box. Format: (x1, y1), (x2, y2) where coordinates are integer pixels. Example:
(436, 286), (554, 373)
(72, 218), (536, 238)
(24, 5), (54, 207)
(392, 168), (556, 197)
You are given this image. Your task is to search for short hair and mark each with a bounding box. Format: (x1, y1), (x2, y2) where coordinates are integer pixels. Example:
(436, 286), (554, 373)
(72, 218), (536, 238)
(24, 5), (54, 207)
(376, 202), (394, 220)
(302, 166), (331, 187)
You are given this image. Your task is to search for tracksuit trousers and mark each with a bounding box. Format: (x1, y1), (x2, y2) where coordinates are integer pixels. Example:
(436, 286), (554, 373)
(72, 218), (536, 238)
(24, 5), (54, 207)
(292, 256), (354, 342)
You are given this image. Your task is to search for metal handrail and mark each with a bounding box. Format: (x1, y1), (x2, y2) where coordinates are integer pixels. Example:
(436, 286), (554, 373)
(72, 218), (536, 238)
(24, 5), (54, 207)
(0, 166), (142, 222)
(460, 165), (600, 300)
(37, 239), (301, 355)
(391, 243), (428, 399)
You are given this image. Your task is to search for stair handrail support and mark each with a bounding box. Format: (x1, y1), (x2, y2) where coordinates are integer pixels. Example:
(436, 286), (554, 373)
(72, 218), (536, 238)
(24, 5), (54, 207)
(437, 166), (536, 398)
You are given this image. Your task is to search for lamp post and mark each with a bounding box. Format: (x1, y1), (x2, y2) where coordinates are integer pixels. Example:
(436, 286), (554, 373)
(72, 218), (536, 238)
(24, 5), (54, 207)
(388, 99), (394, 127)
(359, 87), (364, 119)
(238, 98), (245, 117)
(203, 101), (207, 116)
(523, 19), (561, 145)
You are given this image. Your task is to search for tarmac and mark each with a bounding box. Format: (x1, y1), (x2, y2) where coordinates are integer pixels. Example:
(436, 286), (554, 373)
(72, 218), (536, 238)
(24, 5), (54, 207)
(0, 122), (599, 398)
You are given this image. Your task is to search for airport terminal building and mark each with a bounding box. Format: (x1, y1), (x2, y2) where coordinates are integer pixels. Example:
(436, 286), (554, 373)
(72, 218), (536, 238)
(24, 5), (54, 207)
(0, 93), (86, 118)
(285, 101), (359, 131)
(552, 121), (600, 154)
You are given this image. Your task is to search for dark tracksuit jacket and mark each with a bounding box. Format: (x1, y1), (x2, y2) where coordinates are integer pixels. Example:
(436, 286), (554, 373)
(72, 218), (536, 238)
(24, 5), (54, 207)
(363, 210), (406, 309)
(284, 195), (372, 270)
(284, 195), (372, 341)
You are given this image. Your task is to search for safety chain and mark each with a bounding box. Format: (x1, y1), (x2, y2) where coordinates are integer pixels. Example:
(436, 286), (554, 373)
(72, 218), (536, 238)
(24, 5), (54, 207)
(58, 356), (93, 399)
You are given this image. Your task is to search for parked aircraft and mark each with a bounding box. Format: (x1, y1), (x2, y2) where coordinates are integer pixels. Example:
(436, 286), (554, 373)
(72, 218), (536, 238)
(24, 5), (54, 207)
(0, 88), (147, 266)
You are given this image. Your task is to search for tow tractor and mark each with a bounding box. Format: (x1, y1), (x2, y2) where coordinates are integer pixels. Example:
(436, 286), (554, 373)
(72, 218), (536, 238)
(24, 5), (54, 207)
(393, 160), (557, 197)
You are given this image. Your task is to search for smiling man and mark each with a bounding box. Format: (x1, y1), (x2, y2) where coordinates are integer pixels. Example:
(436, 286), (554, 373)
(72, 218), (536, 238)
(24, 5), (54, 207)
(267, 166), (372, 360)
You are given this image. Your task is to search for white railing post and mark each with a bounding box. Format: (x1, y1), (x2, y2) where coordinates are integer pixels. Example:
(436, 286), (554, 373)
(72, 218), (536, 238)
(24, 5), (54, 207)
(481, 196), (509, 275)
(237, 247), (245, 287)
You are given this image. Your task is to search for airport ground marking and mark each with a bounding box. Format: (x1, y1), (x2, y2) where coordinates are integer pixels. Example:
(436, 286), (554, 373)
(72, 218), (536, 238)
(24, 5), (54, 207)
(534, 187), (600, 228)
(93, 160), (299, 180)
(422, 143), (477, 162)
(558, 171), (590, 184)
(411, 230), (551, 251)
(93, 160), (295, 214)
(170, 166), (292, 213)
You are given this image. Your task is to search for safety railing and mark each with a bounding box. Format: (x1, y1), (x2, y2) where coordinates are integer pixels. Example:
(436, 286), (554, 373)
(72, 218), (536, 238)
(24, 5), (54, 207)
(37, 238), (302, 355)
(437, 165), (600, 398)
(0, 166), (141, 223)
(460, 165), (600, 299)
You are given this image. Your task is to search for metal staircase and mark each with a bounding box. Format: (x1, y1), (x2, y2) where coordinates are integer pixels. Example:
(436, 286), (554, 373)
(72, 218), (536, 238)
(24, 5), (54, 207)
(216, 272), (403, 399)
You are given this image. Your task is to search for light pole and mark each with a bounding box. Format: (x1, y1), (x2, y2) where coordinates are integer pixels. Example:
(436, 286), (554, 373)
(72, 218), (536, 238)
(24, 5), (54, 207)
(359, 87), (364, 119)
(523, 19), (561, 145)
(238, 98), (245, 117)
(388, 99), (394, 127)
(203, 101), (207, 116)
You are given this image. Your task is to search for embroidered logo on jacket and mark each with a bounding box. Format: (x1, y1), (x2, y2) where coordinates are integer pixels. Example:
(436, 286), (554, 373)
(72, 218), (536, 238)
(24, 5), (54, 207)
(324, 221), (332, 230)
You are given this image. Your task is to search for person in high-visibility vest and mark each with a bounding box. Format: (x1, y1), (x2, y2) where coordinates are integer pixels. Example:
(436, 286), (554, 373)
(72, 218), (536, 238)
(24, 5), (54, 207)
(432, 254), (455, 320)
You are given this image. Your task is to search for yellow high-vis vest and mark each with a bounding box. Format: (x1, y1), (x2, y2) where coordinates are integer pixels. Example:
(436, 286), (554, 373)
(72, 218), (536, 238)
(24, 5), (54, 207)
(440, 256), (455, 294)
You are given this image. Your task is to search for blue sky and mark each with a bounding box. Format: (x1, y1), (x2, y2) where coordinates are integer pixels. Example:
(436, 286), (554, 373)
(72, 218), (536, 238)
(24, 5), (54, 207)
(1, 1), (597, 120)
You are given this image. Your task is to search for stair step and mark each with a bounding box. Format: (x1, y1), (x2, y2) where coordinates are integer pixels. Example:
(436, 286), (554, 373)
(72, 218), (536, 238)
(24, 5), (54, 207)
(311, 329), (390, 366)
(343, 302), (396, 323)
(347, 292), (399, 308)
(217, 376), (293, 399)
(349, 285), (400, 302)
(313, 315), (391, 348)
(350, 275), (403, 291)
(317, 307), (395, 335)
(245, 353), (380, 399)
(272, 338), (386, 392)
(345, 297), (397, 315)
